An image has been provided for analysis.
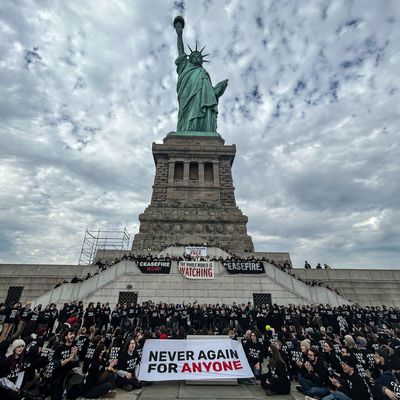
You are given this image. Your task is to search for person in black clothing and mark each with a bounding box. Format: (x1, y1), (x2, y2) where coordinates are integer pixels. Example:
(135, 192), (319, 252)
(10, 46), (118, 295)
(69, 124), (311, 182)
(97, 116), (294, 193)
(322, 340), (342, 372)
(0, 303), (20, 342)
(51, 328), (79, 400)
(83, 343), (116, 398)
(371, 349), (400, 400)
(115, 339), (142, 391)
(12, 303), (31, 340)
(83, 304), (96, 329)
(0, 339), (19, 400)
(323, 354), (372, 400)
(243, 331), (263, 381)
(260, 345), (291, 395)
(298, 348), (331, 398)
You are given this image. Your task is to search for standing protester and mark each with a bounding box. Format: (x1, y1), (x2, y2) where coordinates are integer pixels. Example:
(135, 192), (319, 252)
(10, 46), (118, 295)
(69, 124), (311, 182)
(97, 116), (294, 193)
(0, 303), (20, 342)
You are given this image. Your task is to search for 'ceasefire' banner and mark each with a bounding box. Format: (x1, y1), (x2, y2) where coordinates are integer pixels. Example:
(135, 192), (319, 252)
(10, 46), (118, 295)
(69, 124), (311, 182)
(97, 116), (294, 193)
(137, 259), (172, 274)
(222, 261), (265, 274)
(138, 339), (253, 381)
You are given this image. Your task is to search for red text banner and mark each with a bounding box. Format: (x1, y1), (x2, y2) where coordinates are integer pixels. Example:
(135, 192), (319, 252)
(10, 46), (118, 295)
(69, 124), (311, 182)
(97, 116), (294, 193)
(178, 261), (214, 279)
(138, 339), (253, 381)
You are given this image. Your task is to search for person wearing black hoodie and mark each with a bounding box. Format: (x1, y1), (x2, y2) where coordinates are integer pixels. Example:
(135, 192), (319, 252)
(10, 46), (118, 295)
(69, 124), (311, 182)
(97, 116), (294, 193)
(322, 340), (342, 373)
(260, 345), (291, 395)
(298, 349), (331, 398)
(115, 339), (142, 391)
(322, 354), (372, 400)
(371, 349), (400, 400)
(243, 331), (263, 380)
(83, 343), (116, 399)
(0, 340), (19, 400)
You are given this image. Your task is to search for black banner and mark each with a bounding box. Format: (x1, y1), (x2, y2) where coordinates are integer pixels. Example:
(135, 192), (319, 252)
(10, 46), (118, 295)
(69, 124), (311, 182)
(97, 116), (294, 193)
(137, 260), (171, 274)
(222, 261), (265, 274)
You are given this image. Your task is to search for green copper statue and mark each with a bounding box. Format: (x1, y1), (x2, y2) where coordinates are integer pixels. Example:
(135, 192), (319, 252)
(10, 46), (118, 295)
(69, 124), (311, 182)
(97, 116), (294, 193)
(173, 16), (228, 133)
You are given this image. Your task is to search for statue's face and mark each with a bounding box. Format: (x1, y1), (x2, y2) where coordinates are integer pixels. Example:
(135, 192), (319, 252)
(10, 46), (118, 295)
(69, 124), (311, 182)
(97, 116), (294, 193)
(189, 51), (202, 66)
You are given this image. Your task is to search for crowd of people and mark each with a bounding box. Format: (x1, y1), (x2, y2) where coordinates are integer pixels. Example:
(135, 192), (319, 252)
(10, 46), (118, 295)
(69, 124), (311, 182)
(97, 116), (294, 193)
(1, 299), (400, 399)
(53, 249), (342, 298)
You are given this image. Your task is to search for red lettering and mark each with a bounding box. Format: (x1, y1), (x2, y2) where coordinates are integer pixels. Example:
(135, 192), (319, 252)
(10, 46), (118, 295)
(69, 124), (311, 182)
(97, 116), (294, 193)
(181, 363), (191, 373)
(222, 361), (233, 371)
(192, 362), (202, 372)
(203, 362), (212, 372)
(233, 360), (242, 370)
(213, 362), (222, 372)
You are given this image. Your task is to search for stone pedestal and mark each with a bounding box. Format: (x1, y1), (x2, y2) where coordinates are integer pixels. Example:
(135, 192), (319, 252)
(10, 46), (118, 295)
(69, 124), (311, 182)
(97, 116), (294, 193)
(132, 134), (254, 253)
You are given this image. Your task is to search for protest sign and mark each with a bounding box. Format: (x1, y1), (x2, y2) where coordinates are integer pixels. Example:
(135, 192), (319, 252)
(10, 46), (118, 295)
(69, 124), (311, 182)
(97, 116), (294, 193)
(222, 260), (265, 274)
(178, 261), (214, 279)
(185, 246), (207, 257)
(137, 259), (171, 274)
(138, 339), (253, 381)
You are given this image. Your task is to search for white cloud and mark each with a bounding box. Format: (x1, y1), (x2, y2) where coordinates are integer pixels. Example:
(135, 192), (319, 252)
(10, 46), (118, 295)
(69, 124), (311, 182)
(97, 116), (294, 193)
(0, 0), (399, 268)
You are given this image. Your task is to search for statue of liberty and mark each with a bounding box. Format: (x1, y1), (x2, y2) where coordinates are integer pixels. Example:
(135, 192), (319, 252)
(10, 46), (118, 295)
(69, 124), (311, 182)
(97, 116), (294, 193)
(173, 16), (228, 133)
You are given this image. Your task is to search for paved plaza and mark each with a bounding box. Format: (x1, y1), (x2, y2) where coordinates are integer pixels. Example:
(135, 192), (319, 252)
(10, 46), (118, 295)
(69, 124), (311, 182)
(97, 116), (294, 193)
(109, 381), (305, 400)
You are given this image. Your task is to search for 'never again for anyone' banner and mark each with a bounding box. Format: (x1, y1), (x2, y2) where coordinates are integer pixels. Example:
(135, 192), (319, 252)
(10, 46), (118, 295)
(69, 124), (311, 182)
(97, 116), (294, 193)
(222, 260), (265, 274)
(137, 259), (171, 274)
(138, 339), (254, 381)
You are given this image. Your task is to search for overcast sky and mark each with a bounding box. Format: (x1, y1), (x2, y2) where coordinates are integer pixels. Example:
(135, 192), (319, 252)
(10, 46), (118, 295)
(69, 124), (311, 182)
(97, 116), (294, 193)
(1, 0), (399, 269)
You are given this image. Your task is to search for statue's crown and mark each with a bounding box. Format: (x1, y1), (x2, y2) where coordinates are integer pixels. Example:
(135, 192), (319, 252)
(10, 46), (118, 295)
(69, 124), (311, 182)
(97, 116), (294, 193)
(187, 42), (209, 63)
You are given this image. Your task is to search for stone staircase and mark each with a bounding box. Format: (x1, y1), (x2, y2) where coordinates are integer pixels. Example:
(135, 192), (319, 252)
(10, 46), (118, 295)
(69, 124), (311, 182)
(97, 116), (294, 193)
(31, 260), (350, 308)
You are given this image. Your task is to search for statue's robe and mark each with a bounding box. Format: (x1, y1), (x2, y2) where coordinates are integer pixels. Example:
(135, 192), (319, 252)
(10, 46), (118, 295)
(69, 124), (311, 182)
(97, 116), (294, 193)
(175, 54), (218, 132)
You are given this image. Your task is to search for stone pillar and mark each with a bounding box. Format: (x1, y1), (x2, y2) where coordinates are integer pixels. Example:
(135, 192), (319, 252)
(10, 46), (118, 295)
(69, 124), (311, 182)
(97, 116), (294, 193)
(183, 161), (190, 185)
(199, 162), (205, 186)
(213, 162), (220, 187)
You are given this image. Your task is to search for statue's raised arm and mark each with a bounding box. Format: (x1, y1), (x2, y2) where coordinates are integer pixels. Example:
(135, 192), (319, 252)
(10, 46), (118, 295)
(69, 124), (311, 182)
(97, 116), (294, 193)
(172, 16), (228, 134)
(174, 16), (185, 57)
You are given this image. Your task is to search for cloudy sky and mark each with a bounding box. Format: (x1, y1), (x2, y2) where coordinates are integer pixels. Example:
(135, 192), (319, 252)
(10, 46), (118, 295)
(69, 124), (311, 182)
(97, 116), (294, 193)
(1, 0), (399, 269)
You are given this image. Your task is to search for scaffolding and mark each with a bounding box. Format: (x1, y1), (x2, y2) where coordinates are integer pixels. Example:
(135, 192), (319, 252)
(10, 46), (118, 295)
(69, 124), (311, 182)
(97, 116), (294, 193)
(78, 228), (130, 265)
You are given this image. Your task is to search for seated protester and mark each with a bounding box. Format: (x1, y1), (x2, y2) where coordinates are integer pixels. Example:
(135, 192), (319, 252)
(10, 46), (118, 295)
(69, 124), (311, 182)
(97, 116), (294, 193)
(82, 335), (101, 374)
(291, 339), (310, 378)
(260, 345), (290, 395)
(115, 339), (142, 391)
(353, 336), (372, 379)
(243, 331), (263, 381)
(370, 349), (400, 400)
(51, 328), (79, 400)
(297, 349), (331, 398)
(107, 335), (123, 362)
(37, 338), (59, 398)
(7, 339), (29, 394)
(0, 339), (19, 400)
(322, 340), (342, 373)
(272, 339), (290, 366)
(83, 343), (117, 399)
(322, 355), (372, 400)
(75, 327), (89, 362)
(23, 336), (44, 387)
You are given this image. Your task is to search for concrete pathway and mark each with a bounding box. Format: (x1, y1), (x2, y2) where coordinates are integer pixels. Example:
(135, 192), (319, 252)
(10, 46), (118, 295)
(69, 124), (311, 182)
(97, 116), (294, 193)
(110, 381), (306, 400)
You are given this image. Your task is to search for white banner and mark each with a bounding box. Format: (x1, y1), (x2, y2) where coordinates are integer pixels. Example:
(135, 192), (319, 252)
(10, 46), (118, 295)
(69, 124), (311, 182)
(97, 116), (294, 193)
(185, 246), (207, 257)
(138, 339), (253, 381)
(178, 261), (214, 279)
